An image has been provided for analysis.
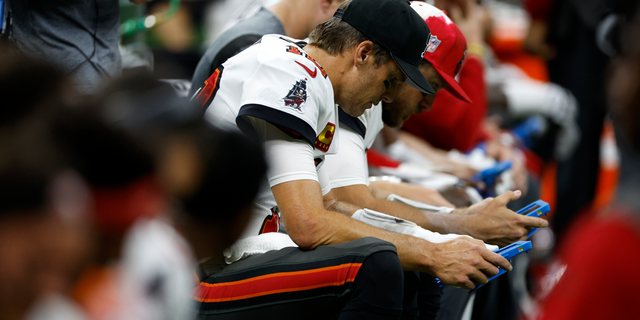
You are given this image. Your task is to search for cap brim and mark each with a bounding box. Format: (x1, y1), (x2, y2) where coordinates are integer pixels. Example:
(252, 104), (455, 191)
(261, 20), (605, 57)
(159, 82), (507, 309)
(433, 64), (472, 103)
(391, 52), (436, 95)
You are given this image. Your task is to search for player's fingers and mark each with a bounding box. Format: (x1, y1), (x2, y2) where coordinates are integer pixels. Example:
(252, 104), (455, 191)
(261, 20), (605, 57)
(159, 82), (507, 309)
(521, 215), (549, 228)
(476, 259), (500, 279)
(468, 269), (489, 286)
(493, 190), (521, 206)
(459, 278), (476, 290)
(482, 250), (512, 272)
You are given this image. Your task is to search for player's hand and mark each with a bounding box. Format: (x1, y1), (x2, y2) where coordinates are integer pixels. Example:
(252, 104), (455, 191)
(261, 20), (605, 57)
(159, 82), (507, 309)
(484, 140), (528, 193)
(426, 237), (512, 289)
(457, 197), (493, 215)
(448, 0), (488, 46)
(448, 161), (477, 181)
(463, 190), (548, 247)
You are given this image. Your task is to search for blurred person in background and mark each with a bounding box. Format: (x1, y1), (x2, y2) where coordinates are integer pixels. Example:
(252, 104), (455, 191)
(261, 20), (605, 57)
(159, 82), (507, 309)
(533, 3), (640, 318)
(35, 74), (267, 320)
(0, 125), (89, 320)
(522, 0), (609, 244)
(398, 0), (531, 202)
(189, 0), (345, 99)
(0, 53), (93, 320)
(47, 102), (179, 320)
(4, 0), (150, 95)
(94, 73), (268, 283)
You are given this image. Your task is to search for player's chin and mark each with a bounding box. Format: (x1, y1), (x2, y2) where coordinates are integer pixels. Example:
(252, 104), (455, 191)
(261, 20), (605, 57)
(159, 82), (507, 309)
(357, 102), (374, 116)
(341, 104), (367, 117)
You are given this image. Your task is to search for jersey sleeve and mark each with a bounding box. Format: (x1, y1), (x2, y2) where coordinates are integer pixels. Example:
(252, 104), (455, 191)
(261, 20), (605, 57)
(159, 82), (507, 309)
(317, 165), (333, 196)
(248, 117), (319, 188)
(236, 50), (322, 147)
(323, 125), (370, 188)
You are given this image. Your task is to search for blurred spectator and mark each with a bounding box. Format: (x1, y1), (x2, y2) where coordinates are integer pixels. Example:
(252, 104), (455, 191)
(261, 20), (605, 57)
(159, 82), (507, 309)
(95, 73), (267, 266)
(523, 0), (610, 244)
(190, 0), (344, 98)
(398, 0), (541, 203)
(85, 74), (266, 319)
(5, 0), (148, 95)
(0, 53), (92, 320)
(145, 0), (212, 79)
(533, 5), (640, 318)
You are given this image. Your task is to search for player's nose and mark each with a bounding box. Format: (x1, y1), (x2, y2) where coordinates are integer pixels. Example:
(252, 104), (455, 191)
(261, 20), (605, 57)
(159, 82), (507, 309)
(381, 84), (397, 103)
(420, 94), (435, 112)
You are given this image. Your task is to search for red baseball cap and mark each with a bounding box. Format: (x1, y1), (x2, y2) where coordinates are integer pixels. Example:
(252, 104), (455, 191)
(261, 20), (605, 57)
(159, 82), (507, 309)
(410, 1), (472, 103)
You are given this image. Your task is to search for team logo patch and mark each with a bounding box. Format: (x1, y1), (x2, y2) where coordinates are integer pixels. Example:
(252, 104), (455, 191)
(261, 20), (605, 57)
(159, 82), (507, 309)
(426, 35), (441, 53)
(283, 79), (308, 112)
(315, 122), (335, 152)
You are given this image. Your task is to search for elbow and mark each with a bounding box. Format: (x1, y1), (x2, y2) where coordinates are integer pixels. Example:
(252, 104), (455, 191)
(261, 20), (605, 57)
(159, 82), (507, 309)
(283, 213), (324, 250)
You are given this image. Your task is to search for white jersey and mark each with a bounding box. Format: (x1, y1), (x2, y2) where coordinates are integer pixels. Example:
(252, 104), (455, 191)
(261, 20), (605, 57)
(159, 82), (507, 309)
(197, 34), (339, 239)
(325, 103), (457, 215)
(324, 103), (384, 188)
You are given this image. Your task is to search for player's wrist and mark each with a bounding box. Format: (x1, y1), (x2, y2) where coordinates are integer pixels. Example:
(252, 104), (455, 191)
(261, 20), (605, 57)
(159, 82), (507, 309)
(457, 213), (485, 240)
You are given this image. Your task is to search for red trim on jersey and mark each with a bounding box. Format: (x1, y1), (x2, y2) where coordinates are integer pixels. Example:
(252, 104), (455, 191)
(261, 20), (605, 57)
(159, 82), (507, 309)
(259, 209), (281, 234)
(366, 149), (402, 168)
(194, 263), (362, 303)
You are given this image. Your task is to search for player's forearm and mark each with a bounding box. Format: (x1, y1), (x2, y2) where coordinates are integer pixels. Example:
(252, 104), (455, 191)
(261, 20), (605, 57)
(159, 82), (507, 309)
(369, 181), (455, 208)
(334, 184), (460, 234)
(285, 204), (438, 270)
(366, 197), (474, 235)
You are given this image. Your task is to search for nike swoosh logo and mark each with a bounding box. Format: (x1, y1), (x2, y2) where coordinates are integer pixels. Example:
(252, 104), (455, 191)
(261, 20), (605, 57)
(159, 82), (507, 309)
(295, 60), (317, 78)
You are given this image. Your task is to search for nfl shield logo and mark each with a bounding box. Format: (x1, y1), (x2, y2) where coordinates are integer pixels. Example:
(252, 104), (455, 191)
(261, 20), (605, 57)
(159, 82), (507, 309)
(426, 35), (441, 53)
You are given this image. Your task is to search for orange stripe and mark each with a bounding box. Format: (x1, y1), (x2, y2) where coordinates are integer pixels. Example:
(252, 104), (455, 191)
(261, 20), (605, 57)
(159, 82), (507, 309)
(198, 263), (360, 288)
(194, 262), (362, 303)
(195, 278), (359, 303)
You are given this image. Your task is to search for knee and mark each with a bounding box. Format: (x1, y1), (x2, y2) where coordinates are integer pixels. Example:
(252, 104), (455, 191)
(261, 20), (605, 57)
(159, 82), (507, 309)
(363, 251), (403, 283)
(357, 250), (404, 300)
(341, 250), (404, 318)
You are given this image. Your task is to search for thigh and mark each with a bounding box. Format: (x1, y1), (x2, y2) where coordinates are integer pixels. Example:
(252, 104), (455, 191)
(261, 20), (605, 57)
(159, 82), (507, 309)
(195, 237), (397, 320)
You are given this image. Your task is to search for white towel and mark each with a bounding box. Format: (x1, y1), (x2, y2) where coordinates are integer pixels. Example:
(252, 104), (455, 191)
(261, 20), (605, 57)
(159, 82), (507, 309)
(352, 208), (498, 251)
(224, 233), (298, 264)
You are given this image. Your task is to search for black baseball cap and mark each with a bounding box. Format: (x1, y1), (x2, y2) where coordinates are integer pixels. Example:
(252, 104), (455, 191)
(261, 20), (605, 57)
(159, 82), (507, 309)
(334, 0), (435, 95)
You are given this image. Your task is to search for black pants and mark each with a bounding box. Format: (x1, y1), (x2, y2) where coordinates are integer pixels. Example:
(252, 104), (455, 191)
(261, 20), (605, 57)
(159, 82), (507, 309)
(196, 237), (405, 320)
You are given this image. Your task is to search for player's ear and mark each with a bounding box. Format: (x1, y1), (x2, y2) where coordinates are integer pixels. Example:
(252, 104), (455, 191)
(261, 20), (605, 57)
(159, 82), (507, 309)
(353, 41), (374, 68)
